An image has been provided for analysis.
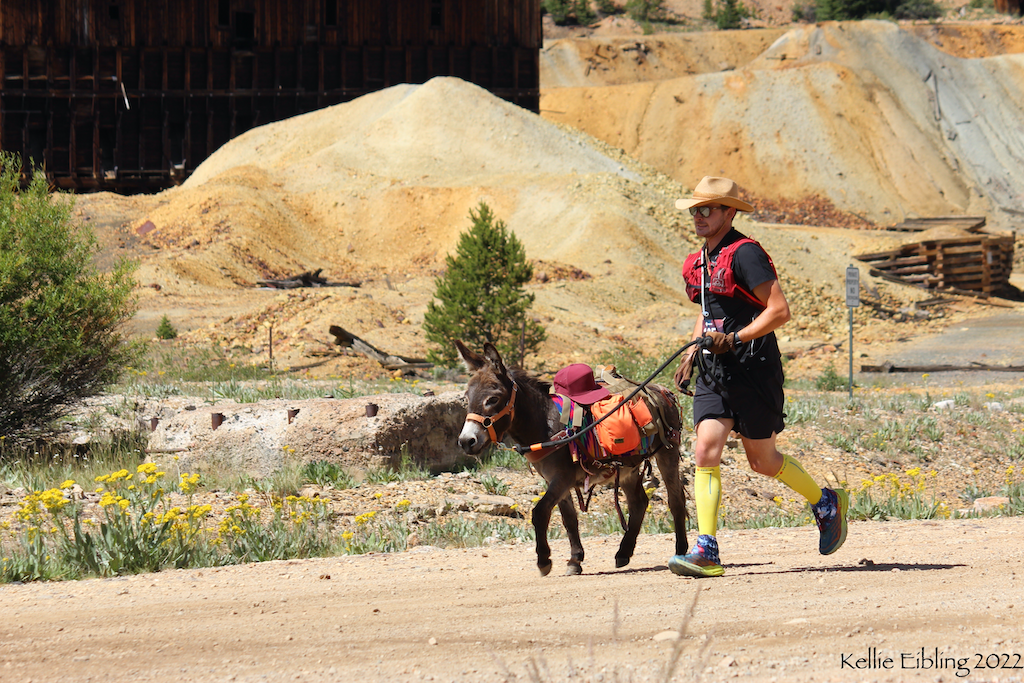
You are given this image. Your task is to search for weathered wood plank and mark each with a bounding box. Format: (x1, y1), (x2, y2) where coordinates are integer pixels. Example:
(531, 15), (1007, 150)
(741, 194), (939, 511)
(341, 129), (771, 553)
(887, 216), (986, 232)
(862, 362), (1024, 373)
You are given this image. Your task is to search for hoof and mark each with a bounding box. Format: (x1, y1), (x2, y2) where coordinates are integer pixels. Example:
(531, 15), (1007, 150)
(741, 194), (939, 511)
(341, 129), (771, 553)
(565, 562), (583, 576)
(615, 556), (631, 568)
(538, 563), (552, 577)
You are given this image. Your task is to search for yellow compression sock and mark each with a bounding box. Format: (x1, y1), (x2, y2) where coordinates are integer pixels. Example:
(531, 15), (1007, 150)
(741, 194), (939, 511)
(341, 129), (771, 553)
(773, 454), (823, 504)
(694, 466), (722, 537)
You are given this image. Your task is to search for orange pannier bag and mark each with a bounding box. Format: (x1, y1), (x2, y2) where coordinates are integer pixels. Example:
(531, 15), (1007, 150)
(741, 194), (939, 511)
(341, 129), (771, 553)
(591, 394), (654, 455)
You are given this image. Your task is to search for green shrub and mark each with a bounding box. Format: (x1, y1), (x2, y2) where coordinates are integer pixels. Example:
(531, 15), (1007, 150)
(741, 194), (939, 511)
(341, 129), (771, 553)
(815, 363), (849, 392)
(301, 460), (356, 489)
(155, 315), (178, 340)
(850, 470), (947, 521)
(480, 473), (510, 496)
(217, 493), (335, 562)
(714, 0), (745, 28)
(815, 0), (938, 19)
(543, 0), (573, 23)
(626, 0), (665, 21)
(893, 0), (942, 17)
(791, 2), (817, 20)
(1011, 434), (1024, 460)
(575, 0), (597, 24)
(543, 0), (596, 24)
(482, 444), (531, 471)
(0, 153), (139, 437)
(423, 202), (545, 368)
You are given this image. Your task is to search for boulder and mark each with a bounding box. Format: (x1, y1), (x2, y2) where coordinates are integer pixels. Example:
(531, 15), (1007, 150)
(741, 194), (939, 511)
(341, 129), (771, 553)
(144, 390), (470, 478)
(973, 496), (1010, 514)
(447, 493), (520, 517)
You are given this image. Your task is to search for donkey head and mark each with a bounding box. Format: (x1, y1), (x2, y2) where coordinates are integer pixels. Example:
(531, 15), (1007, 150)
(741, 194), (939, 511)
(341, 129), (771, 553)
(456, 341), (516, 455)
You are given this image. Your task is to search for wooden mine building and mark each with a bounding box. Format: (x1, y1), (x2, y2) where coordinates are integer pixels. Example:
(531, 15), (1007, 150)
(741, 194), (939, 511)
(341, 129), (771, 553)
(0, 1), (542, 192)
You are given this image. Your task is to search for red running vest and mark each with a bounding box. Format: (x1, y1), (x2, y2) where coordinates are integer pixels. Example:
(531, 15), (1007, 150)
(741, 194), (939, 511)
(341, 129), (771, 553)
(682, 238), (777, 310)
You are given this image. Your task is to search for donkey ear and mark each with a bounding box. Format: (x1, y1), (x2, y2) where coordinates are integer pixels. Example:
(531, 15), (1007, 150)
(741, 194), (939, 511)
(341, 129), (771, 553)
(482, 343), (507, 376)
(456, 340), (485, 372)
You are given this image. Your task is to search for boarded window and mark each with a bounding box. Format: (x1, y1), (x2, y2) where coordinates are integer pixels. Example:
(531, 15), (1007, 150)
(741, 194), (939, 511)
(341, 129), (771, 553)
(235, 11), (255, 47)
(218, 0), (231, 27)
(430, 0), (443, 29)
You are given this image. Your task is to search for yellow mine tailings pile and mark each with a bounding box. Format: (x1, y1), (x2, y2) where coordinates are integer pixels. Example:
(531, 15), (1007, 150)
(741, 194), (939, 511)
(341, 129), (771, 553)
(541, 20), (1024, 231)
(124, 76), (700, 362)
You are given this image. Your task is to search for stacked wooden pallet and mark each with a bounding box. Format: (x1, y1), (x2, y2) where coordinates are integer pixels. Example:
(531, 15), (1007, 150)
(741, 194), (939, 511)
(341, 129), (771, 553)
(855, 232), (1015, 295)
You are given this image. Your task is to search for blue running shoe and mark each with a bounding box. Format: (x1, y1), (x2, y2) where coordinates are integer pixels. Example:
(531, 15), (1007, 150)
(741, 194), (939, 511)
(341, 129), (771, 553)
(813, 488), (849, 555)
(669, 534), (724, 577)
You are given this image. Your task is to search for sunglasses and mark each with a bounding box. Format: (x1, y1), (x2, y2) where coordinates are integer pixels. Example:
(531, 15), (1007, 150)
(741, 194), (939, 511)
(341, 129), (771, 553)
(689, 205), (726, 217)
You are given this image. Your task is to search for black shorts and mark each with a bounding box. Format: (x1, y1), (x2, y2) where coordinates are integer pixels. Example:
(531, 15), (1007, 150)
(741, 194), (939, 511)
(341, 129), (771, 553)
(692, 356), (785, 440)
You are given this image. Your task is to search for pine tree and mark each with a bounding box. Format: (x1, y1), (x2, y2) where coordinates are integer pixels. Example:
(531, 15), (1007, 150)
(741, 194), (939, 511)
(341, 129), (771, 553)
(423, 202), (546, 368)
(715, 0), (743, 28)
(156, 315), (178, 340)
(626, 0), (665, 21)
(543, 0), (573, 23)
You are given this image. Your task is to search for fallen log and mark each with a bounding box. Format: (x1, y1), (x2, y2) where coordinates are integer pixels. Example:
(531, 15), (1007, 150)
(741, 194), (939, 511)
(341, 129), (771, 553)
(257, 269), (360, 289)
(861, 361), (1024, 373)
(328, 325), (432, 372)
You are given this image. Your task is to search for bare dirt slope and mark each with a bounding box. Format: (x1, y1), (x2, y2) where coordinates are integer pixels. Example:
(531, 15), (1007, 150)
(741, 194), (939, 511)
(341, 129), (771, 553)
(540, 21), (1024, 229)
(3, 517), (1023, 682)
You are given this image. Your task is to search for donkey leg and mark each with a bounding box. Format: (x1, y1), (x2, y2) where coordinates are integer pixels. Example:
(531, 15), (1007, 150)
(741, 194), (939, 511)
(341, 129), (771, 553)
(556, 497), (585, 575)
(614, 471), (649, 568)
(532, 480), (574, 576)
(531, 493), (557, 576)
(656, 448), (690, 557)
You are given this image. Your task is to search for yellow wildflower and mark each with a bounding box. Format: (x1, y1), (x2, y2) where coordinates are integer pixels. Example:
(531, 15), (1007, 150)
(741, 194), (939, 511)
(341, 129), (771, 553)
(355, 511), (378, 525)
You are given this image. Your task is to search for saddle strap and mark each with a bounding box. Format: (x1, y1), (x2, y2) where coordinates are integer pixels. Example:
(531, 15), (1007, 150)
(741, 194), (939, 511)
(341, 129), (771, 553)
(551, 392), (585, 429)
(574, 484), (597, 514)
(574, 467), (629, 533)
(613, 468), (627, 531)
(649, 386), (678, 452)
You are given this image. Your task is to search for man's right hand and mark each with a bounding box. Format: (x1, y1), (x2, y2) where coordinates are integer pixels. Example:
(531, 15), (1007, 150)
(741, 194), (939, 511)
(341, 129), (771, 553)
(704, 330), (735, 354)
(674, 344), (699, 395)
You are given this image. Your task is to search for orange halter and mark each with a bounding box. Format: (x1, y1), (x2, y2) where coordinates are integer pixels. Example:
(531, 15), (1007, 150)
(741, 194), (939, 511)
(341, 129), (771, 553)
(465, 382), (518, 445)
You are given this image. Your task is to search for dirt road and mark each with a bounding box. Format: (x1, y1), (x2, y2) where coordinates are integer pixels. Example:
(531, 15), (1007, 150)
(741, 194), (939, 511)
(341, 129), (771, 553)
(3, 516), (1022, 682)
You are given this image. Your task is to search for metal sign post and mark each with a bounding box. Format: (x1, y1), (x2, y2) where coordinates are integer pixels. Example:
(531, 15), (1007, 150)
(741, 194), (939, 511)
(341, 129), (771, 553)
(845, 265), (861, 399)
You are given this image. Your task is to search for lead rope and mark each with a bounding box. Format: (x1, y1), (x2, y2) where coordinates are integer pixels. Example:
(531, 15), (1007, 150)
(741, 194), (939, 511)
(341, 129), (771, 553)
(514, 339), (702, 455)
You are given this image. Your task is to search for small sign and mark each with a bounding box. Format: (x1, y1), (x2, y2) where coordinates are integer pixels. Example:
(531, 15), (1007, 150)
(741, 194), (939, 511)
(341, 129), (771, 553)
(845, 266), (861, 307)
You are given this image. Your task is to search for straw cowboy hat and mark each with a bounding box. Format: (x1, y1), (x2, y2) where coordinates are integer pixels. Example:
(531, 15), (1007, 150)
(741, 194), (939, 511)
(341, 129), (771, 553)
(675, 176), (754, 213)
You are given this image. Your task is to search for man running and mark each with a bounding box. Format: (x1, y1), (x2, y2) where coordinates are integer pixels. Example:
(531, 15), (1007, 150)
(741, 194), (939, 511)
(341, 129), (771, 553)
(669, 176), (848, 578)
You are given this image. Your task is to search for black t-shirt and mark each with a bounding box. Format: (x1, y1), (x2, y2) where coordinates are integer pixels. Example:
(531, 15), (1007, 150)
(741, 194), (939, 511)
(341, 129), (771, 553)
(701, 229), (781, 368)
